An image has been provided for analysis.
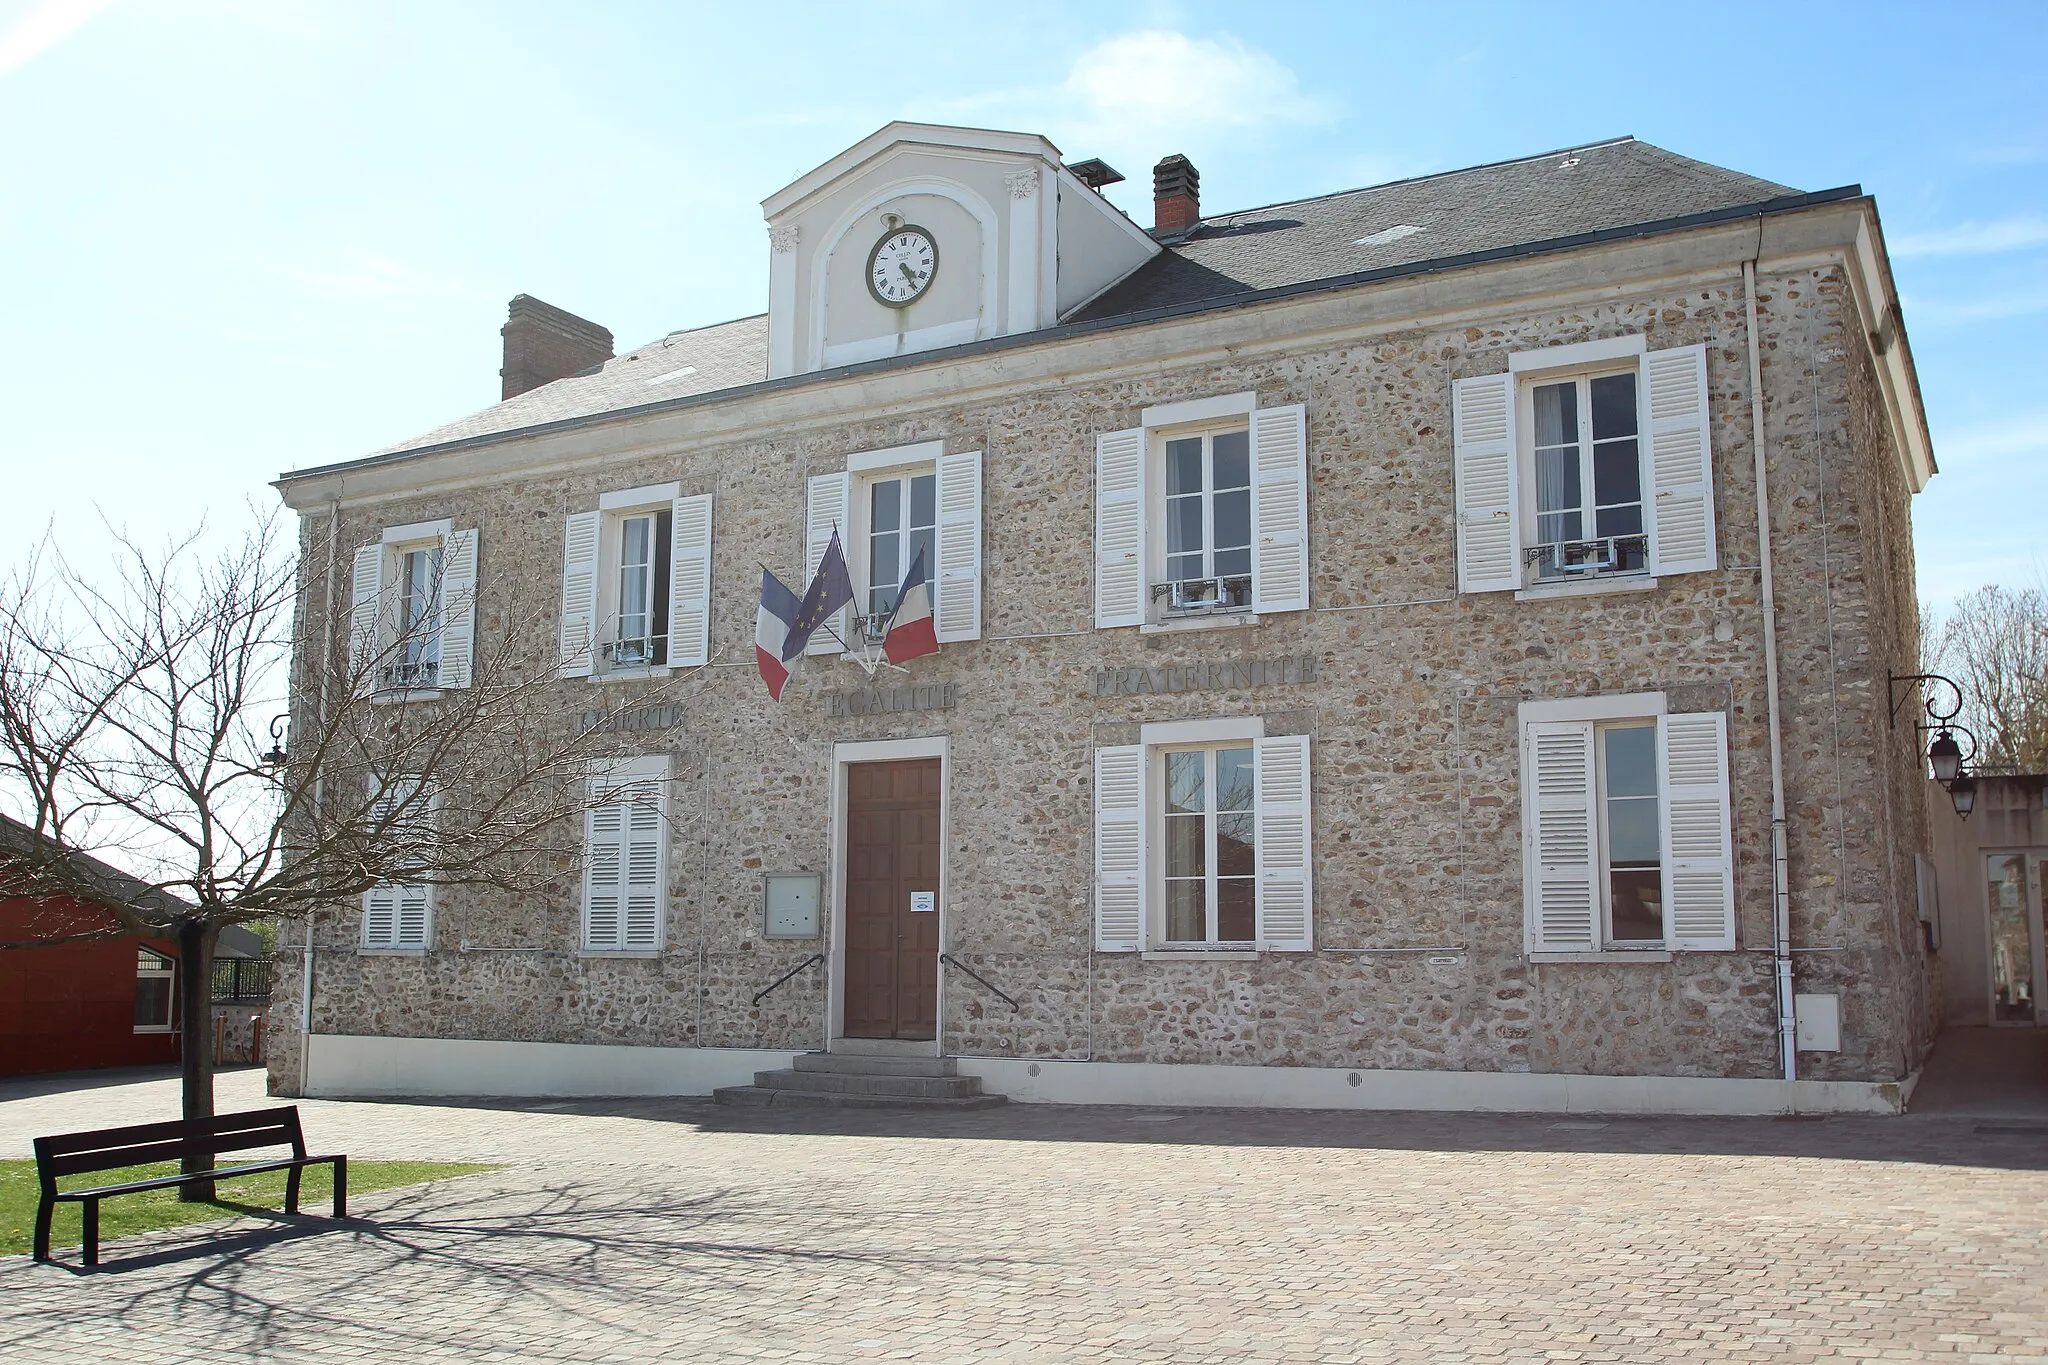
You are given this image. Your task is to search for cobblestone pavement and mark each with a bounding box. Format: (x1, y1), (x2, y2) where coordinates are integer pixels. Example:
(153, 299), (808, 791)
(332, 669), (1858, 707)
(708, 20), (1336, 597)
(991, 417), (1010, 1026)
(2, 1067), (2045, 1363)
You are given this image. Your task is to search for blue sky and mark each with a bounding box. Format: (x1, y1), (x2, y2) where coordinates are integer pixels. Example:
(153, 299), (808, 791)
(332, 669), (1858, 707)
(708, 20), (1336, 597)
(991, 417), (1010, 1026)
(1, 0), (2042, 609)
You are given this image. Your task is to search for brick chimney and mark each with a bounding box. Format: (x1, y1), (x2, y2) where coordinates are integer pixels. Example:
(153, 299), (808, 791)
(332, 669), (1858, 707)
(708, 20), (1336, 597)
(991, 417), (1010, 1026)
(500, 295), (614, 400)
(1152, 154), (1200, 237)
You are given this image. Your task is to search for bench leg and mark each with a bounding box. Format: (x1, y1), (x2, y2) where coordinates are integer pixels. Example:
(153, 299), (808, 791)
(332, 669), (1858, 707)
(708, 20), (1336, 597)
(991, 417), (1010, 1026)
(285, 1164), (302, 1215)
(32, 1196), (54, 1263)
(333, 1156), (347, 1219)
(82, 1199), (99, 1269)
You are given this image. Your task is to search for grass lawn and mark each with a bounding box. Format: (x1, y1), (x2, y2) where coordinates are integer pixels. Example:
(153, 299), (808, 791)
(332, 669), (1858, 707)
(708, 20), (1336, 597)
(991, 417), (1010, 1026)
(1, 1158), (496, 1257)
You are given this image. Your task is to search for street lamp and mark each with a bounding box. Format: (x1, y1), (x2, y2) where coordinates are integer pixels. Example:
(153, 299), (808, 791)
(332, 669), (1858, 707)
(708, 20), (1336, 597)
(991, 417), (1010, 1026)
(1888, 674), (1980, 820)
(260, 714), (289, 772)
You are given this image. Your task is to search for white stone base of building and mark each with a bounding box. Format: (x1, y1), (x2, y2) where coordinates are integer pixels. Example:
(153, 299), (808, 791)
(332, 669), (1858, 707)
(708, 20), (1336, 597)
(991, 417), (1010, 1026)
(303, 1034), (1913, 1116)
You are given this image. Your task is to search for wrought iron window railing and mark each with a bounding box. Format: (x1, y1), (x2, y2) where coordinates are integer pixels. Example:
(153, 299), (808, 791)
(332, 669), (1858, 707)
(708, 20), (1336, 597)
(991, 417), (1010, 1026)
(1152, 575), (1253, 613)
(1526, 534), (1650, 579)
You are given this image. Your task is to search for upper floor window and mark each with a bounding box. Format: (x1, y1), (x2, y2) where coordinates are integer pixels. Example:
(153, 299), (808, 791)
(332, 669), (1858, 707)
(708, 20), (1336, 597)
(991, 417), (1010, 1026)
(1094, 396), (1308, 630)
(558, 485), (712, 679)
(348, 521), (478, 698)
(802, 446), (983, 656)
(1454, 339), (1716, 596)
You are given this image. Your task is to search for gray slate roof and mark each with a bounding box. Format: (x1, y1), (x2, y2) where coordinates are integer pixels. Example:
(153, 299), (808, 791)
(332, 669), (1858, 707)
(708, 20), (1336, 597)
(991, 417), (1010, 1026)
(351, 138), (1800, 465)
(1072, 138), (1798, 321)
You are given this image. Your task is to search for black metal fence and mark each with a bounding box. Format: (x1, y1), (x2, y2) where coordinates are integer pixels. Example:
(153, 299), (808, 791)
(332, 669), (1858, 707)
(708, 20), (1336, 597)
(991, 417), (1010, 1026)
(211, 956), (274, 1002)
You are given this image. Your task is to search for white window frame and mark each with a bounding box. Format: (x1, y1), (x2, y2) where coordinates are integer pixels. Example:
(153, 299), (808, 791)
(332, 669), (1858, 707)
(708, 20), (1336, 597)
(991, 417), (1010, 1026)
(1592, 718), (1663, 949)
(1155, 740), (1259, 948)
(848, 456), (939, 640)
(1518, 363), (1651, 587)
(593, 483), (681, 677)
(133, 947), (175, 1033)
(1150, 419), (1256, 620)
(581, 754), (670, 955)
(362, 519), (453, 698)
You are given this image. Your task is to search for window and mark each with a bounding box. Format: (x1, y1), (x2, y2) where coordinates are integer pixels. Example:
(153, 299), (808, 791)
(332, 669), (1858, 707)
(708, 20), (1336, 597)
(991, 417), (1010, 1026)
(348, 522), (478, 696)
(1520, 698), (1734, 955)
(583, 755), (669, 952)
(363, 776), (435, 950)
(1162, 745), (1256, 943)
(134, 948), (174, 1031)
(1093, 727), (1312, 953)
(1093, 399), (1308, 629)
(1453, 340), (1716, 595)
(1529, 372), (1646, 579)
(559, 488), (712, 678)
(864, 469), (935, 626)
(1162, 429), (1253, 611)
(802, 448), (983, 655)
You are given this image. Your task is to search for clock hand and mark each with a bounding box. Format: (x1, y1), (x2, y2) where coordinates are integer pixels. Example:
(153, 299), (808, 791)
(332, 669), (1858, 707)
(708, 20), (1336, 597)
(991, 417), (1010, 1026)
(898, 262), (917, 285)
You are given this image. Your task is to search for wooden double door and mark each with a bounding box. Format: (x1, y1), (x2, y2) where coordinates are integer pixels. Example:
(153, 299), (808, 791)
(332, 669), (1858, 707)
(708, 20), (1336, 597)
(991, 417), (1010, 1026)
(843, 759), (941, 1040)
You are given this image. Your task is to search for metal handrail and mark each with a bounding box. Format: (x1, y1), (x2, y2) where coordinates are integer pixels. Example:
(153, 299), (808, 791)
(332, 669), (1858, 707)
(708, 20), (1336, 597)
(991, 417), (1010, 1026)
(940, 953), (1021, 1013)
(752, 953), (824, 1006)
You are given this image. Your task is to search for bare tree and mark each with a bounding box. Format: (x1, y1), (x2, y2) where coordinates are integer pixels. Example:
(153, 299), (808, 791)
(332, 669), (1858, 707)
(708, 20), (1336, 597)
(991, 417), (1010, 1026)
(1925, 581), (2048, 773)
(0, 515), (696, 1195)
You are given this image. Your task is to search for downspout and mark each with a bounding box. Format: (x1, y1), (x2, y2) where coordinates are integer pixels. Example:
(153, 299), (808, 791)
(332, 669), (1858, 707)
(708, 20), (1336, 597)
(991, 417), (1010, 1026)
(300, 495), (342, 1094)
(1744, 253), (1798, 1085)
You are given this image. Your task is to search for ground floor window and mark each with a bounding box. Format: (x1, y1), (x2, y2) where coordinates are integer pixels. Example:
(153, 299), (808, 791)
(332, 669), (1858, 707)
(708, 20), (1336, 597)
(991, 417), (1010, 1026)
(134, 948), (173, 1031)
(1163, 745), (1256, 944)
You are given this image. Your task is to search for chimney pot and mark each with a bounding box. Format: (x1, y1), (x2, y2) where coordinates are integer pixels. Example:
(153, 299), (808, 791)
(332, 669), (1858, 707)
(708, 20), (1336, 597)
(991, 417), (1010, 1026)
(500, 295), (614, 400)
(1152, 154), (1201, 237)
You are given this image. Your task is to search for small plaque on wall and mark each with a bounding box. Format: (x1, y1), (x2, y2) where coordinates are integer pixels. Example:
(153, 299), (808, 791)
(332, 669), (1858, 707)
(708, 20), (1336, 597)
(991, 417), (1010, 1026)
(764, 873), (821, 938)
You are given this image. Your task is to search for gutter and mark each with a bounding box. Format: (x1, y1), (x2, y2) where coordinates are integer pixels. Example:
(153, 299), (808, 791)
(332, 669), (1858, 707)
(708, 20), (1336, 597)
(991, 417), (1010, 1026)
(276, 186), (1863, 488)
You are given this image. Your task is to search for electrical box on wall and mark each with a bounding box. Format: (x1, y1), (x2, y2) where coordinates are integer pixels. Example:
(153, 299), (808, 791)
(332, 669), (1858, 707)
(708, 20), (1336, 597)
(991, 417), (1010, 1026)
(764, 874), (821, 938)
(1795, 993), (1842, 1052)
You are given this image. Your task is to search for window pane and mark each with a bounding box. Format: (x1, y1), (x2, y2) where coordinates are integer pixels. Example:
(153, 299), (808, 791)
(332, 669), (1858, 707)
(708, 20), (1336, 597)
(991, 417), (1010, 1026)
(1533, 382), (1577, 448)
(1593, 438), (1641, 508)
(134, 975), (171, 1029)
(908, 527), (935, 585)
(1597, 504), (1644, 540)
(1989, 854), (2036, 1023)
(870, 479), (901, 533)
(1217, 878), (1255, 942)
(1590, 372), (1638, 439)
(1216, 748), (1254, 811)
(1603, 725), (1657, 798)
(1213, 550), (1251, 581)
(1166, 439), (1204, 495)
(622, 517), (650, 569)
(910, 473), (935, 529)
(1212, 430), (1250, 490)
(1167, 495), (1204, 558)
(1214, 489), (1250, 551)
(1166, 751), (1205, 814)
(1217, 812), (1255, 877)
(1165, 812), (1205, 877)
(1535, 446), (1580, 518)
(1607, 795), (1660, 865)
(1609, 869), (1662, 941)
(1167, 552), (1205, 584)
(1165, 880), (1206, 942)
(870, 531), (899, 617)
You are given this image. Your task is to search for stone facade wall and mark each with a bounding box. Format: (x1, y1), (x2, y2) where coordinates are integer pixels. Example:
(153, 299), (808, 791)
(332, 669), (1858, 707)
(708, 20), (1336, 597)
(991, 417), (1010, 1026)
(269, 254), (1935, 1095)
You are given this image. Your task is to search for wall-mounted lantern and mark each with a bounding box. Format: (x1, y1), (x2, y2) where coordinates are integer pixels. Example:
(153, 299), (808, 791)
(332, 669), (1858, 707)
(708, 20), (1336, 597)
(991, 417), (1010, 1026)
(260, 713), (289, 772)
(1889, 673), (1980, 820)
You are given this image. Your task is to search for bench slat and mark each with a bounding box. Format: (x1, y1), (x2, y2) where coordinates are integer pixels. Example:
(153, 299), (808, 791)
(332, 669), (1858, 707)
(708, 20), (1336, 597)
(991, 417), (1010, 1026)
(51, 1154), (345, 1201)
(34, 1106), (306, 1158)
(36, 1106), (308, 1180)
(41, 1128), (305, 1179)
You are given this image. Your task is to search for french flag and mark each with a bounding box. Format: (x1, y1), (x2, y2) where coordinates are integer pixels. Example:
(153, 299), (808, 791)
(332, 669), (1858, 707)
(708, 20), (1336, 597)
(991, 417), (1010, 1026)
(754, 568), (801, 699)
(882, 547), (940, 665)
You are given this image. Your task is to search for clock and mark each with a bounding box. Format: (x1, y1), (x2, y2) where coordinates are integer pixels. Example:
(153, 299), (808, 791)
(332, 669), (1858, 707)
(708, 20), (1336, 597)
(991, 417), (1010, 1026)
(866, 225), (938, 308)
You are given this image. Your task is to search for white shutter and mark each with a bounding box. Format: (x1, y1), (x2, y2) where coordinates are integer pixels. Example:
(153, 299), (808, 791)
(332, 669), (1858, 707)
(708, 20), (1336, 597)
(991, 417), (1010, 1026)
(395, 885), (431, 949)
(805, 471), (852, 656)
(622, 777), (665, 950)
(1660, 711), (1735, 950)
(1094, 428), (1146, 628)
(933, 451), (983, 643)
(1452, 372), (1521, 593)
(362, 885), (398, 948)
(1253, 734), (1313, 952)
(1523, 722), (1600, 952)
(584, 762), (667, 952)
(1642, 343), (1717, 576)
(1250, 404), (1309, 614)
(436, 528), (478, 690)
(667, 494), (713, 667)
(1093, 745), (1145, 950)
(583, 793), (624, 951)
(558, 511), (601, 678)
(348, 542), (385, 698)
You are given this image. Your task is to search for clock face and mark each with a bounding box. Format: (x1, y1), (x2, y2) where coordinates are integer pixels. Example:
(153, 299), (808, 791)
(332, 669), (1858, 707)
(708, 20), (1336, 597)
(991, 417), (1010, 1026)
(866, 226), (938, 308)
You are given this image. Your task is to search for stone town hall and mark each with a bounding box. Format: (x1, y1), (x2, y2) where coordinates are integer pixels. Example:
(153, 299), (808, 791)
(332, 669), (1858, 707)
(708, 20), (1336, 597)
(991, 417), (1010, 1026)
(270, 122), (1940, 1114)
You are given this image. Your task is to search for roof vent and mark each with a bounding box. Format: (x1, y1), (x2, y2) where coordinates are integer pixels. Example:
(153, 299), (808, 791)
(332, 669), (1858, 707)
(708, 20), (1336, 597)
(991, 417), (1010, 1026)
(1069, 158), (1125, 191)
(1355, 224), (1424, 247)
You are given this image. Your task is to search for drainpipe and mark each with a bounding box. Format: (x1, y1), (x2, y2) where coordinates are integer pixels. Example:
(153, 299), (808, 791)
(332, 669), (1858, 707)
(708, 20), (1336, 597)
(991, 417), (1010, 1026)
(1744, 254), (1798, 1085)
(299, 495), (343, 1095)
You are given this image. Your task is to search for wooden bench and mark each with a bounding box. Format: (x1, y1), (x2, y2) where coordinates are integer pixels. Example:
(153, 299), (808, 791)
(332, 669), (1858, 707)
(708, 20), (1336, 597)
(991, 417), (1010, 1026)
(33, 1105), (347, 1267)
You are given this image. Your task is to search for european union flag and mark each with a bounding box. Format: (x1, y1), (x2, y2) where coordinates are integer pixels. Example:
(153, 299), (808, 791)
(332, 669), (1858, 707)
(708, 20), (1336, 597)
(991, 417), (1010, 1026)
(781, 529), (855, 661)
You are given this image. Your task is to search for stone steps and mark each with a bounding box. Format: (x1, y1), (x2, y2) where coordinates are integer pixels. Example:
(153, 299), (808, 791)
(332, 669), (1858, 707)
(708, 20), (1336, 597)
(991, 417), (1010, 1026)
(713, 1051), (1006, 1111)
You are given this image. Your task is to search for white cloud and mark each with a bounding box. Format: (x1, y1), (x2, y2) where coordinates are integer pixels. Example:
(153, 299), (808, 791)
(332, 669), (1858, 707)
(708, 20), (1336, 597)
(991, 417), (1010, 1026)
(1891, 217), (2048, 258)
(0, 0), (115, 77)
(1060, 29), (1333, 142)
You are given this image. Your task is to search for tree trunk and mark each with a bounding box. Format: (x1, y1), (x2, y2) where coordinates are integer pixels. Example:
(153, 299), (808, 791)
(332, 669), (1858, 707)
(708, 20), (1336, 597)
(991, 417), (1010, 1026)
(177, 918), (216, 1201)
